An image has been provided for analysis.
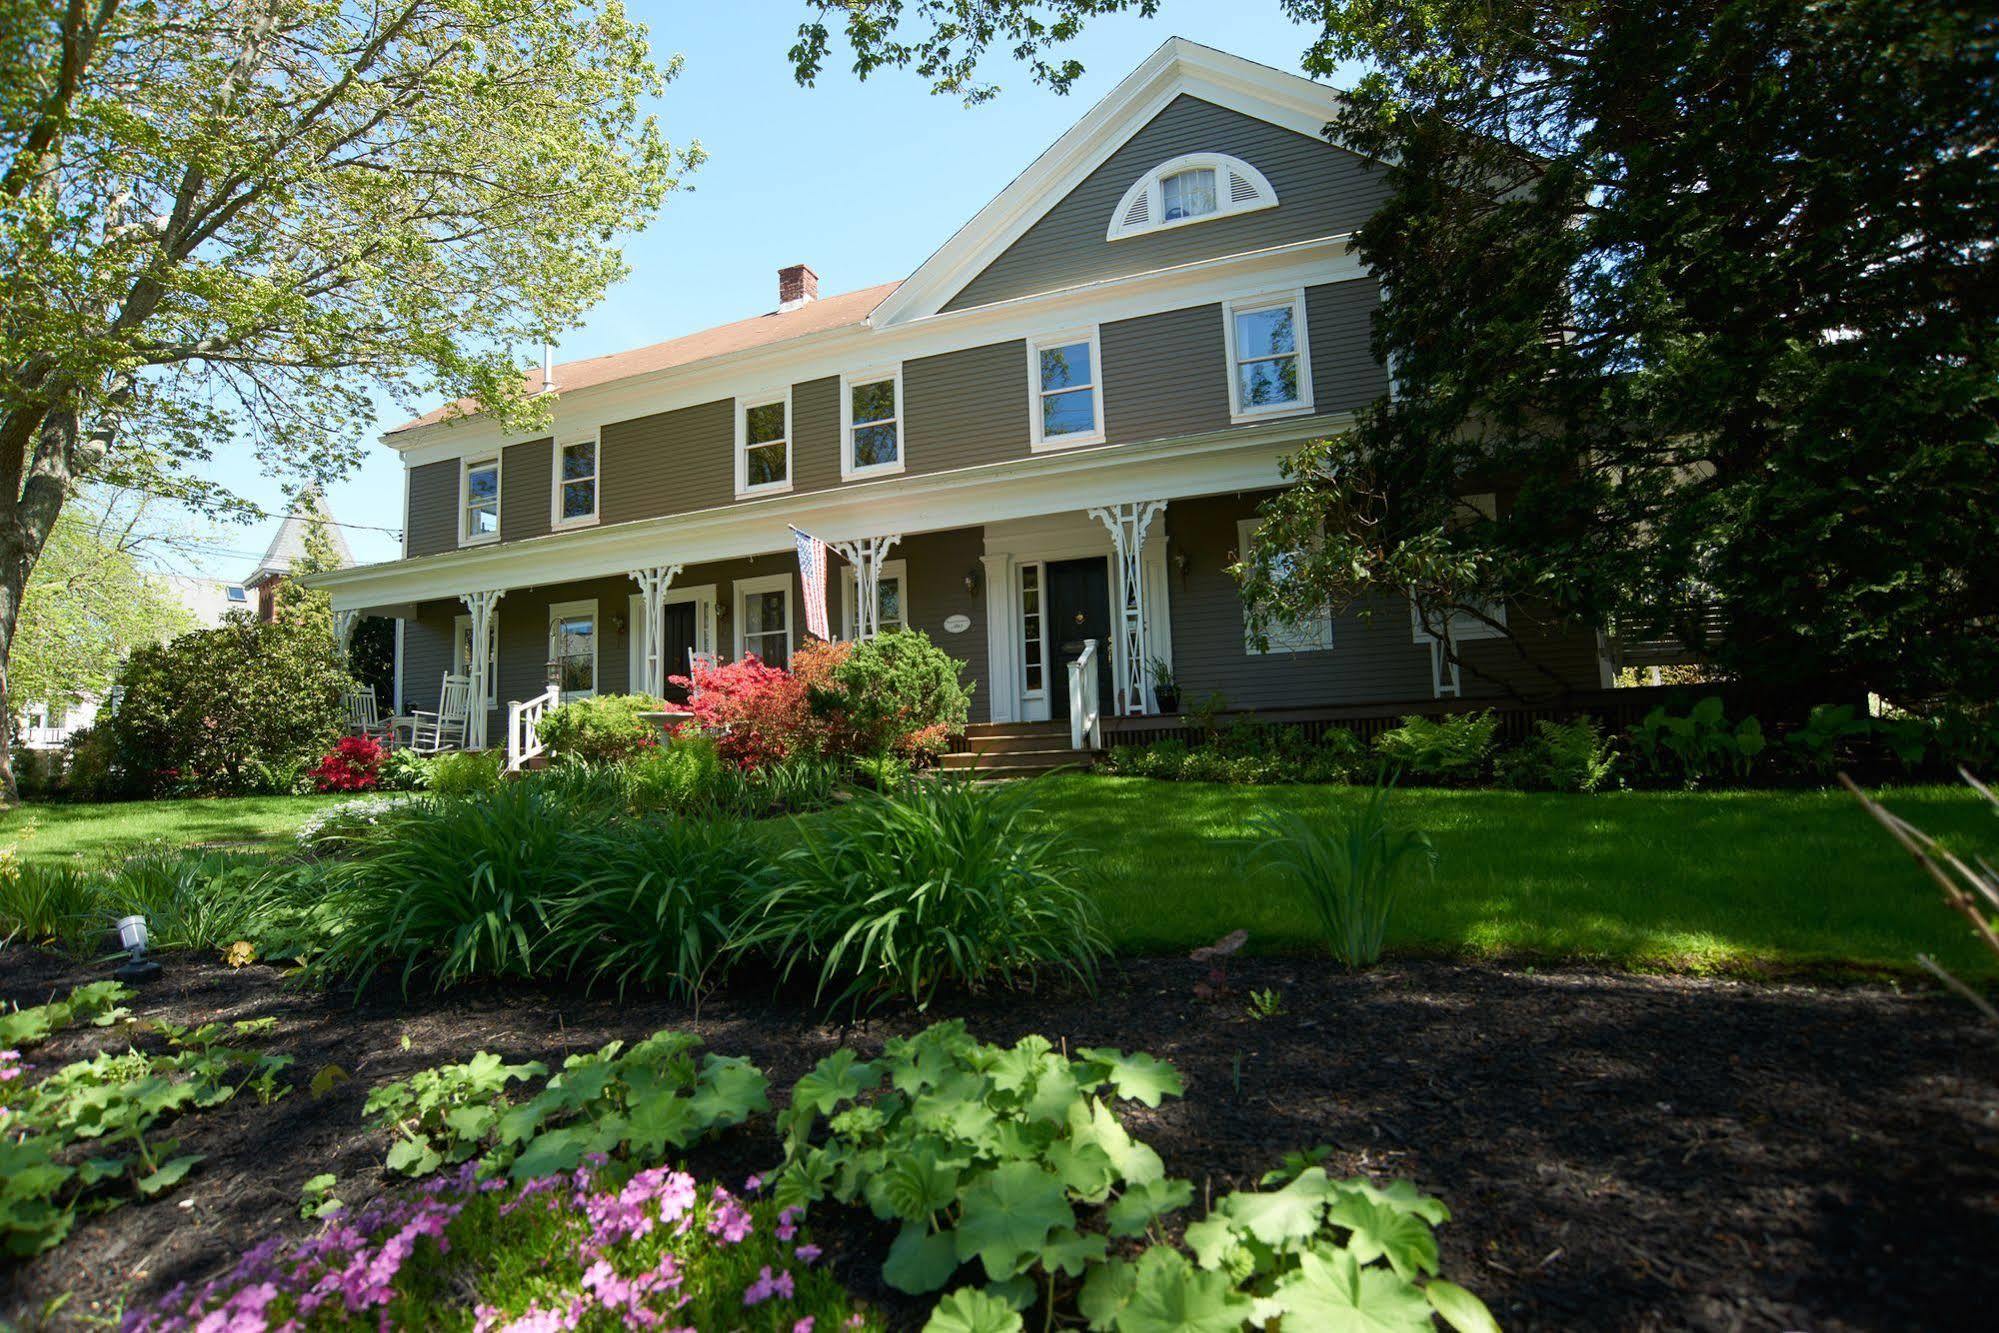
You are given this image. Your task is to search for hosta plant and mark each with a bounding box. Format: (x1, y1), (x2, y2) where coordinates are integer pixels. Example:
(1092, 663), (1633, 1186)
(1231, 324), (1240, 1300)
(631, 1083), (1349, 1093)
(364, 1030), (768, 1181)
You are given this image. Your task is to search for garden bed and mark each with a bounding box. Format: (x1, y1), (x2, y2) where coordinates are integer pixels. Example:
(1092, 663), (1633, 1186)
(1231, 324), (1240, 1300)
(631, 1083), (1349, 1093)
(4, 949), (1994, 1331)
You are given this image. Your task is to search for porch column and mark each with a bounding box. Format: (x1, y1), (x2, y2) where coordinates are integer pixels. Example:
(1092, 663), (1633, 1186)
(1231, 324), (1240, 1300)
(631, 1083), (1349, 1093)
(627, 564), (683, 697)
(459, 588), (505, 749)
(832, 534), (901, 639)
(332, 609), (359, 662)
(981, 552), (1018, 724)
(1088, 500), (1168, 715)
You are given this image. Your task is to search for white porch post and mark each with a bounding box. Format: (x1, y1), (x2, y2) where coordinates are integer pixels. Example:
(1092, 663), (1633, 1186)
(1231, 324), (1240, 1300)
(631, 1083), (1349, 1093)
(332, 609), (359, 663)
(459, 589), (504, 749)
(1088, 501), (1168, 715)
(627, 564), (683, 697)
(832, 534), (901, 639)
(981, 552), (1018, 724)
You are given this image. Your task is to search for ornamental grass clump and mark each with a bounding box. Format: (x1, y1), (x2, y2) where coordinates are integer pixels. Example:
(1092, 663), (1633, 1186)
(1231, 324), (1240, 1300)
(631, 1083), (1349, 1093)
(1248, 782), (1436, 969)
(736, 779), (1106, 1016)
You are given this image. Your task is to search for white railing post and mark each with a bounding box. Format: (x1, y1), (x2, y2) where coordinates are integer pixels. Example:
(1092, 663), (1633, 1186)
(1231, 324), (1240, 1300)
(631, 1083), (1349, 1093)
(1069, 638), (1101, 752)
(506, 684), (562, 772)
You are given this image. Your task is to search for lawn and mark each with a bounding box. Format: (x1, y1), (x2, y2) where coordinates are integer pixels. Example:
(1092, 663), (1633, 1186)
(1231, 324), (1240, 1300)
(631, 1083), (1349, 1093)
(1027, 775), (1999, 977)
(0, 794), (343, 867)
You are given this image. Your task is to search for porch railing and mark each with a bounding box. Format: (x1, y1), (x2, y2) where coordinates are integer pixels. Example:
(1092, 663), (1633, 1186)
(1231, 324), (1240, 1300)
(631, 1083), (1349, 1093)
(1068, 638), (1102, 752)
(506, 685), (561, 772)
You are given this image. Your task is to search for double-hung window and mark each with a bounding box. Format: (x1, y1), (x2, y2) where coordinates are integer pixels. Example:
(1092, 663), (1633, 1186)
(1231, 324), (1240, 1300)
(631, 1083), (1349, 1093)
(736, 392), (791, 497)
(452, 612), (501, 706)
(460, 455), (500, 545)
(843, 559), (907, 640)
(841, 366), (903, 479)
(1028, 328), (1105, 450)
(1237, 517), (1334, 654)
(548, 600), (598, 698)
(552, 438), (598, 529)
(1222, 291), (1314, 422)
(735, 573), (793, 668)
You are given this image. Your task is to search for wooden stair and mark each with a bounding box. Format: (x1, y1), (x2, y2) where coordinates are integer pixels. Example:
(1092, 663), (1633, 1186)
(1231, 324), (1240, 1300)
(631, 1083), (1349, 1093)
(937, 720), (1091, 779)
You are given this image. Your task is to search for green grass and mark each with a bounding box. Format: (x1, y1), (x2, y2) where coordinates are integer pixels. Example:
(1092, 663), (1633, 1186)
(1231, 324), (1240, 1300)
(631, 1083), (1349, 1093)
(1027, 775), (1999, 977)
(0, 795), (344, 867)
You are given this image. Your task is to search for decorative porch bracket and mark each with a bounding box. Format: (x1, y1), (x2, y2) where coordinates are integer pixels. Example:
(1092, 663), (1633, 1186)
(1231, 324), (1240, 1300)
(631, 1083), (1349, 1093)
(459, 588), (505, 749)
(831, 534), (901, 639)
(627, 564), (684, 698)
(332, 609), (359, 662)
(1088, 500), (1168, 715)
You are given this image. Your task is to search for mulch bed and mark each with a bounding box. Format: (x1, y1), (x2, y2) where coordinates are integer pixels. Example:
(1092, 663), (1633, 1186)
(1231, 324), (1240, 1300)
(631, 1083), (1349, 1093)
(3, 949), (1996, 1331)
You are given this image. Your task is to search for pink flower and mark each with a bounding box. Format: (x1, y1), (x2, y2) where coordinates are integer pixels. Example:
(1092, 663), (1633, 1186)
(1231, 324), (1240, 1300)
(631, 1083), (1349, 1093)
(776, 1206), (800, 1241)
(743, 1174), (764, 1193)
(0, 1049), (23, 1081)
(794, 1320), (816, 1333)
(742, 1266), (795, 1307)
(794, 1244), (822, 1265)
(706, 1195), (753, 1245)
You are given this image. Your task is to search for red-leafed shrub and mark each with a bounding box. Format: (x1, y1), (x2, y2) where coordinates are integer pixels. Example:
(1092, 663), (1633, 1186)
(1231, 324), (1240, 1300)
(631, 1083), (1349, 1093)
(312, 735), (385, 792)
(669, 655), (815, 767)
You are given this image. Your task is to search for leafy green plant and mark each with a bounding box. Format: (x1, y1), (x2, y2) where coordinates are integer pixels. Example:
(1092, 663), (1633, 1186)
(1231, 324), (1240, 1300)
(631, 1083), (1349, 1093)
(363, 1030), (767, 1181)
(377, 748), (436, 791)
(0, 862), (103, 953)
(537, 692), (667, 765)
(1628, 697), (1766, 786)
(1497, 717), (1617, 792)
(737, 780), (1108, 1015)
(1248, 783), (1436, 969)
(1373, 713), (1498, 785)
(426, 749), (506, 797)
(0, 981), (130, 1049)
(1247, 988), (1286, 1020)
(298, 1171), (344, 1220)
(96, 847), (298, 955)
(621, 730), (727, 812)
(852, 752), (915, 794)
(1785, 703), (1873, 776)
(809, 628), (974, 759)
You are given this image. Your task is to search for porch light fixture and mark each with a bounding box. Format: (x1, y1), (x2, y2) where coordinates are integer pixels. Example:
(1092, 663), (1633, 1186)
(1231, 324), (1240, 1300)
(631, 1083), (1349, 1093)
(1175, 550), (1191, 580)
(114, 914), (161, 982)
(963, 566), (980, 597)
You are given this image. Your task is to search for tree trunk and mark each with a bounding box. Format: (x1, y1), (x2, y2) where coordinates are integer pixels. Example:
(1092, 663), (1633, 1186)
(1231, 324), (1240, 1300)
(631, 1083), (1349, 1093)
(0, 401), (80, 804)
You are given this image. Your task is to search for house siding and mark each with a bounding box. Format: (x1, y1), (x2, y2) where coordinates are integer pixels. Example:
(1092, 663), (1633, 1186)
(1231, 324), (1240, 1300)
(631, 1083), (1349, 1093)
(904, 340), (1031, 475)
(897, 527), (991, 723)
(942, 95), (1388, 313)
(405, 461), (458, 557)
(1306, 278), (1384, 414)
(1101, 304), (1232, 445)
(790, 375), (842, 493)
(600, 398), (734, 524)
(500, 438), (553, 543)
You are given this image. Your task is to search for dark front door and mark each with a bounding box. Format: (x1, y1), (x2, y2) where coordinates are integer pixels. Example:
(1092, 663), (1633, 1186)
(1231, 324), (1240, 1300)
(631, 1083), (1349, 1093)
(1046, 557), (1113, 720)
(660, 602), (698, 703)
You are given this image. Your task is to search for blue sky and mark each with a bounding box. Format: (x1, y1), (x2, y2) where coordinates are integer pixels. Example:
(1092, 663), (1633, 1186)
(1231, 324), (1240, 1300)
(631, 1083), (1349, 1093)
(184, 1), (1340, 576)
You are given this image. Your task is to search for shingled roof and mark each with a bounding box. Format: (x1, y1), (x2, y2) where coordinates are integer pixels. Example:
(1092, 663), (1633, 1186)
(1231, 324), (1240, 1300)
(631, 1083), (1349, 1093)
(388, 279), (902, 436)
(245, 485), (353, 586)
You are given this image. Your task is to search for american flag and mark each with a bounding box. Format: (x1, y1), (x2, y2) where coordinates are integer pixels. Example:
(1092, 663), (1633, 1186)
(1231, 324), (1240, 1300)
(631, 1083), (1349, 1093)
(791, 525), (831, 640)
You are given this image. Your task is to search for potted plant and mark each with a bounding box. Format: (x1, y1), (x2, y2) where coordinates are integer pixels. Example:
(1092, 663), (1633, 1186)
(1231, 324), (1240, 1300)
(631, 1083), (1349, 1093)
(1148, 657), (1181, 713)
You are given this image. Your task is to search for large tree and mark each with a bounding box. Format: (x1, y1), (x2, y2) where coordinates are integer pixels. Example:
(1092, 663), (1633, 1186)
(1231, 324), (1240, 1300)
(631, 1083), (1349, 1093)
(788, 0), (1999, 705)
(0, 0), (699, 796)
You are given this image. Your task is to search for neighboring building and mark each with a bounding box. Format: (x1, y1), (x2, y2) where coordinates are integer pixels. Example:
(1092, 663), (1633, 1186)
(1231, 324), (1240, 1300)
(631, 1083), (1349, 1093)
(312, 40), (1614, 750)
(244, 486), (354, 620)
(154, 573), (254, 627)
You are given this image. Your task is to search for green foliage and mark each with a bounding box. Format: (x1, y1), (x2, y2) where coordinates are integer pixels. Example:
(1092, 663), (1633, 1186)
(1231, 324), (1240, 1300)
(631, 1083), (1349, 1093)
(537, 693), (668, 765)
(0, 861), (103, 952)
(377, 748), (436, 792)
(1497, 718), (1617, 793)
(0, 981), (129, 1050)
(621, 731), (726, 811)
(108, 615), (353, 796)
(1629, 698), (1767, 786)
(95, 847), (299, 956)
(364, 1030), (767, 1181)
(1104, 728), (1364, 786)
(1785, 704), (1874, 777)
(737, 780), (1108, 1015)
(1374, 714), (1498, 785)
(426, 750), (506, 798)
(810, 629), (974, 758)
(0, 998), (288, 1257)
(1248, 783), (1436, 969)
(853, 753), (917, 794)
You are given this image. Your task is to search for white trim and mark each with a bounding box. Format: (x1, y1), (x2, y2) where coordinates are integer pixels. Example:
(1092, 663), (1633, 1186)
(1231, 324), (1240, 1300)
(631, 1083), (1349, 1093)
(1026, 325), (1106, 452)
(1237, 517), (1333, 654)
(734, 388), (794, 499)
(1018, 560), (1051, 704)
(453, 612), (501, 705)
(631, 584), (719, 689)
(393, 617), (405, 712)
(547, 598), (600, 699)
(1222, 288), (1314, 423)
(549, 435), (600, 531)
(733, 572), (794, 665)
(840, 364), (905, 480)
(840, 558), (908, 640)
(386, 240), (1369, 466)
(1106, 152), (1278, 242)
(458, 454), (501, 547)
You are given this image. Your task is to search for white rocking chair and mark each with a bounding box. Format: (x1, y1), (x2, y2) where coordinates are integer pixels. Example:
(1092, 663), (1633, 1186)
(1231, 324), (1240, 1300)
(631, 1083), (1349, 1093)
(406, 672), (474, 754)
(342, 684), (391, 744)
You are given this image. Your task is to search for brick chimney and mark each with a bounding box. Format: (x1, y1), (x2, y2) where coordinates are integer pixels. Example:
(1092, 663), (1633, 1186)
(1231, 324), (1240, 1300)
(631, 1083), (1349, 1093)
(777, 263), (818, 311)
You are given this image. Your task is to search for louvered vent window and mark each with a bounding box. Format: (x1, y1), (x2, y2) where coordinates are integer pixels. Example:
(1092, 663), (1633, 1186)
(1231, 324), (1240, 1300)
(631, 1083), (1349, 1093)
(1106, 152), (1278, 241)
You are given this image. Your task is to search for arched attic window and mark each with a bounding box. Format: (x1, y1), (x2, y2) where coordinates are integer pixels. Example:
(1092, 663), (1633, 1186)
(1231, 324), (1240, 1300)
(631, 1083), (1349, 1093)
(1106, 152), (1278, 241)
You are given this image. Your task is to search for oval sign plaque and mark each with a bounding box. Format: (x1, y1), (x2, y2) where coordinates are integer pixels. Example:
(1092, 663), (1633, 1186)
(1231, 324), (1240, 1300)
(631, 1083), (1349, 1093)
(942, 613), (972, 634)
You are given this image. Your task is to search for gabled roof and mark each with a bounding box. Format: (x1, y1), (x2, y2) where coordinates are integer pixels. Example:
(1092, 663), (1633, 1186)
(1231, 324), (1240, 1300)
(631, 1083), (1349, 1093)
(389, 280), (901, 436)
(870, 38), (1351, 327)
(246, 485), (353, 585)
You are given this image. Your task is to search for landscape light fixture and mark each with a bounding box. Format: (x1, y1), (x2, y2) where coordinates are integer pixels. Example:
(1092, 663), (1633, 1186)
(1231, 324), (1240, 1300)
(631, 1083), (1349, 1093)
(114, 914), (162, 982)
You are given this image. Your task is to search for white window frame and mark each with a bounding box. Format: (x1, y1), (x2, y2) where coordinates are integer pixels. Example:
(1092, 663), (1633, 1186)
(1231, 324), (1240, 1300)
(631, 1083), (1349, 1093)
(1106, 152), (1279, 242)
(840, 364), (905, 481)
(734, 388), (793, 499)
(1222, 289), (1314, 424)
(733, 572), (794, 665)
(1018, 560), (1050, 700)
(840, 558), (908, 640)
(549, 435), (600, 531)
(458, 454), (502, 547)
(547, 598), (600, 700)
(452, 612), (500, 707)
(1026, 326), (1106, 452)
(1237, 518), (1334, 655)
(627, 584), (718, 689)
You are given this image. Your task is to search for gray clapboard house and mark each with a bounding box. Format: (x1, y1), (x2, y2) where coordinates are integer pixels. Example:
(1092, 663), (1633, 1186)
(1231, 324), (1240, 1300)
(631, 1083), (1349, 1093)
(312, 39), (1611, 764)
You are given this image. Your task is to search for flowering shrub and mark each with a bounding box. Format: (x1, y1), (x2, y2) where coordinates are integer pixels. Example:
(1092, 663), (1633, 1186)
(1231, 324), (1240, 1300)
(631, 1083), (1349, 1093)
(122, 1161), (877, 1332)
(670, 655), (813, 767)
(311, 736), (385, 792)
(807, 630), (972, 761)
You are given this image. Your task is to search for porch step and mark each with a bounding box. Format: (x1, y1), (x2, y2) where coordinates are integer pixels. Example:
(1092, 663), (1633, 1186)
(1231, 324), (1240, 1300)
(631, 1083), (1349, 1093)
(936, 745), (1089, 778)
(961, 720), (1072, 740)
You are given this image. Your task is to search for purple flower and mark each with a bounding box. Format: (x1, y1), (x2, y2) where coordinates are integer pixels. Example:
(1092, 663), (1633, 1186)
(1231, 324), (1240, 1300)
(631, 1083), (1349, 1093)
(794, 1244), (822, 1265)
(794, 1320), (816, 1333)
(742, 1266), (795, 1307)
(744, 1174), (764, 1194)
(0, 1049), (23, 1081)
(775, 1206), (800, 1241)
(706, 1196), (753, 1245)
